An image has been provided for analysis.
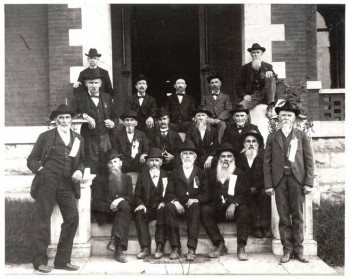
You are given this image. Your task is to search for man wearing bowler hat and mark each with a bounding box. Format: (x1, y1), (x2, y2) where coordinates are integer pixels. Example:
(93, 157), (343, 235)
(27, 104), (85, 273)
(124, 74), (158, 133)
(237, 43), (278, 117)
(73, 48), (113, 96)
(264, 101), (314, 263)
(200, 73), (233, 144)
(70, 68), (118, 174)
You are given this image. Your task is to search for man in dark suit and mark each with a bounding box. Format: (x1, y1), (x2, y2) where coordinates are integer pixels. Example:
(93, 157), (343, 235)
(185, 108), (219, 170)
(134, 148), (170, 260)
(147, 107), (183, 171)
(164, 140), (210, 261)
(90, 149), (133, 263)
(200, 73), (233, 144)
(124, 74), (158, 133)
(27, 104), (85, 273)
(236, 130), (271, 239)
(222, 104), (261, 158)
(163, 75), (196, 132)
(201, 143), (250, 261)
(73, 48), (113, 96)
(114, 111), (149, 173)
(237, 43), (277, 117)
(264, 101), (314, 263)
(70, 68), (118, 174)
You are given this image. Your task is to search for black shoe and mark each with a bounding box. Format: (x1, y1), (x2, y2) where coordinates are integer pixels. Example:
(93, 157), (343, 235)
(237, 245), (248, 261)
(54, 263), (80, 271)
(154, 243), (164, 259)
(187, 248), (195, 261)
(294, 252), (309, 263)
(36, 264), (51, 273)
(280, 252), (291, 263)
(252, 228), (264, 238)
(208, 242), (228, 258)
(137, 247), (150, 259)
(114, 246), (128, 263)
(170, 247), (181, 260)
(107, 236), (116, 252)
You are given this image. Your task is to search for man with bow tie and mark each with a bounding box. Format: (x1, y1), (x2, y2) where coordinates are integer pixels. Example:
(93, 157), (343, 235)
(124, 74), (158, 133)
(200, 74), (233, 144)
(201, 143), (250, 261)
(134, 148), (170, 260)
(222, 104), (261, 158)
(70, 68), (118, 174)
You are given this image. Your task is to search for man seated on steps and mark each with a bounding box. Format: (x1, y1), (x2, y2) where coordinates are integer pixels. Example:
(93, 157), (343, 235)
(201, 143), (250, 261)
(90, 149), (133, 263)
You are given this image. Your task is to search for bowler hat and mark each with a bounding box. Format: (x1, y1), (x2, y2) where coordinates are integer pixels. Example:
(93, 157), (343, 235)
(207, 73), (223, 83)
(274, 100), (300, 117)
(239, 129), (264, 146)
(179, 140), (199, 155)
(156, 107), (170, 119)
(49, 104), (75, 120)
(120, 110), (138, 121)
(83, 68), (102, 80)
(171, 73), (186, 84)
(85, 48), (102, 57)
(230, 104), (249, 115)
(247, 43), (266, 53)
(145, 148), (164, 160)
(105, 149), (123, 162)
(133, 74), (150, 85)
(193, 106), (212, 118)
(215, 143), (236, 157)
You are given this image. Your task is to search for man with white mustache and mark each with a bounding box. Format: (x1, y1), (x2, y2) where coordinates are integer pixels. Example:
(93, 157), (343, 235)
(264, 101), (314, 264)
(237, 43), (277, 117)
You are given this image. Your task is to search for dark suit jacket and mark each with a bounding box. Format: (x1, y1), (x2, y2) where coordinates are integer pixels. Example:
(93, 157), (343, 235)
(200, 92), (233, 121)
(148, 128), (182, 156)
(163, 94), (196, 123)
(124, 93), (157, 127)
(114, 128), (149, 159)
(263, 128), (314, 188)
(27, 128), (85, 199)
(77, 66), (113, 96)
(164, 165), (210, 205)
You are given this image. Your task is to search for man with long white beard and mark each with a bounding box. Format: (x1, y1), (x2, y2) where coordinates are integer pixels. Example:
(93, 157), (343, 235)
(264, 101), (314, 264)
(90, 149), (133, 263)
(201, 143), (250, 261)
(236, 130), (271, 238)
(237, 43), (277, 117)
(164, 140), (210, 261)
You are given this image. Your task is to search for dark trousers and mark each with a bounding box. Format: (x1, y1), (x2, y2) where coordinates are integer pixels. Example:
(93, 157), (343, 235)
(85, 133), (112, 174)
(134, 206), (167, 249)
(164, 202), (200, 250)
(275, 174), (305, 254)
(201, 202), (250, 247)
(249, 190), (271, 229)
(32, 173), (79, 269)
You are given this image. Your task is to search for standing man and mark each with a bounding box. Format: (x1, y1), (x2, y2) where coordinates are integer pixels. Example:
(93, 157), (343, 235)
(134, 148), (170, 260)
(200, 73), (233, 144)
(73, 48), (113, 96)
(90, 149), (133, 263)
(237, 43), (277, 117)
(264, 101), (314, 263)
(163, 75), (196, 132)
(164, 140), (210, 261)
(27, 104), (85, 273)
(201, 143), (250, 261)
(236, 130), (271, 238)
(70, 68), (118, 174)
(124, 74), (158, 133)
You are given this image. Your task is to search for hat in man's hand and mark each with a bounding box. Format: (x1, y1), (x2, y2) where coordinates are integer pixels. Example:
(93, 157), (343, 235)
(85, 48), (102, 57)
(49, 104), (75, 120)
(247, 43), (266, 53)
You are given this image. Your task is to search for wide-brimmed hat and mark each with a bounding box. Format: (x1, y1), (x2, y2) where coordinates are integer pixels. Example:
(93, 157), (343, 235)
(171, 73), (186, 84)
(83, 68), (102, 80)
(49, 104), (75, 120)
(120, 110), (138, 121)
(105, 149), (123, 162)
(179, 140), (199, 154)
(274, 100), (300, 117)
(215, 143), (236, 157)
(247, 43), (266, 53)
(133, 74), (150, 85)
(85, 48), (102, 57)
(156, 107), (170, 119)
(230, 104), (249, 115)
(207, 73), (223, 83)
(145, 147), (164, 160)
(239, 129), (264, 146)
(193, 106), (212, 118)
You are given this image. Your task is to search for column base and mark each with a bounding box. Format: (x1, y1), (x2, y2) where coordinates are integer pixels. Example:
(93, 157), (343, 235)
(48, 243), (91, 258)
(272, 239), (318, 256)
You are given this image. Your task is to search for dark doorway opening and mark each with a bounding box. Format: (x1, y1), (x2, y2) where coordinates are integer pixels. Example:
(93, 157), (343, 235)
(131, 5), (201, 107)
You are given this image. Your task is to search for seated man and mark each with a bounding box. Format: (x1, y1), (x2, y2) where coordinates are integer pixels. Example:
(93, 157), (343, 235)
(91, 149), (133, 263)
(164, 140), (210, 261)
(134, 148), (170, 260)
(222, 104), (261, 158)
(185, 108), (219, 170)
(147, 107), (183, 171)
(201, 143), (250, 261)
(236, 130), (271, 238)
(113, 111), (149, 173)
(237, 43), (277, 117)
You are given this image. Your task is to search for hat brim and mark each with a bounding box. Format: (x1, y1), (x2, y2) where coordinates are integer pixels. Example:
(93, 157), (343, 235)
(239, 132), (264, 146)
(230, 108), (249, 115)
(193, 110), (212, 118)
(275, 107), (300, 117)
(247, 47), (266, 52)
(120, 115), (138, 121)
(145, 155), (164, 160)
(179, 147), (199, 155)
(49, 110), (75, 121)
(207, 76), (223, 83)
(215, 148), (235, 157)
(85, 53), (102, 57)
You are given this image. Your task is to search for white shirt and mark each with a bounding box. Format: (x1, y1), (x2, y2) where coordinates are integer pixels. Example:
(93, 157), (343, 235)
(57, 129), (70, 146)
(127, 132), (134, 143)
(183, 166), (194, 179)
(88, 91), (100, 106)
(138, 92), (145, 106)
(177, 94), (184, 104)
(247, 157), (254, 168)
(150, 170), (160, 186)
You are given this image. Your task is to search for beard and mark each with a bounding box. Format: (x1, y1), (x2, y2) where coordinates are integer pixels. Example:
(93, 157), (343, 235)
(245, 148), (258, 161)
(182, 159), (195, 169)
(126, 125), (135, 134)
(251, 57), (262, 71)
(108, 168), (123, 200)
(149, 165), (160, 175)
(196, 120), (207, 134)
(216, 160), (236, 183)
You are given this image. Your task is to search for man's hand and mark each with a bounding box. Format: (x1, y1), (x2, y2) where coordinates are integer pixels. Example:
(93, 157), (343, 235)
(104, 119), (115, 129)
(303, 185), (312, 195)
(146, 117), (154, 128)
(134, 204), (147, 213)
(265, 71), (274, 79)
(71, 170), (83, 183)
(251, 187), (258, 195)
(110, 197), (124, 212)
(163, 152), (174, 163)
(73, 81), (82, 88)
(243, 95), (252, 101)
(207, 117), (215, 124)
(186, 199), (199, 208)
(265, 188), (275, 196)
(87, 116), (96, 129)
(204, 156), (214, 170)
(225, 203), (236, 220)
(140, 154), (147, 163)
(157, 202), (165, 210)
(173, 201), (185, 214)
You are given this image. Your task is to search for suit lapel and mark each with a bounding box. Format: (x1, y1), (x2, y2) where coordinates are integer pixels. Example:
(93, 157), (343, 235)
(83, 92), (92, 115)
(276, 129), (284, 151)
(44, 129), (57, 158)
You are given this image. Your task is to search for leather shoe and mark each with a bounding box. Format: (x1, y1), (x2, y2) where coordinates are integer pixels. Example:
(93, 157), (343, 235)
(208, 242), (228, 258)
(137, 247), (150, 259)
(294, 252), (309, 263)
(154, 243), (164, 259)
(107, 236), (116, 252)
(187, 248), (195, 261)
(280, 252), (291, 263)
(252, 228), (264, 238)
(54, 263), (79, 271)
(36, 264), (51, 273)
(114, 246), (128, 263)
(170, 247), (181, 260)
(237, 246), (248, 261)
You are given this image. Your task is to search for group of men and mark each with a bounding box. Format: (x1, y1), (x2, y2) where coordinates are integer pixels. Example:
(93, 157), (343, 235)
(27, 43), (314, 273)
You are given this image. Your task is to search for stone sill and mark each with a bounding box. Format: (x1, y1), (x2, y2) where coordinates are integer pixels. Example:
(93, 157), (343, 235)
(319, 88), (345, 94)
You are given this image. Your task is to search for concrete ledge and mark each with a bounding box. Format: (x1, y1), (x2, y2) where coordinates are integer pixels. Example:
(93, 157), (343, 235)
(311, 121), (345, 138)
(272, 239), (317, 256)
(48, 243), (91, 258)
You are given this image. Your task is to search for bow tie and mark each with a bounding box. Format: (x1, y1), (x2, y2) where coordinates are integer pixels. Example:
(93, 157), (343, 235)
(177, 93), (185, 96)
(138, 96), (145, 99)
(212, 93), (219, 96)
(91, 95), (99, 98)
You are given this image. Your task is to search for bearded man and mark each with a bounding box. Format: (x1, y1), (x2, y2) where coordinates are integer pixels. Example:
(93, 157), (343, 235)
(90, 149), (133, 263)
(264, 101), (314, 264)
(236, 130), (271, 238)
(201, 143), (250, 261)
(237, 43), (277, 117)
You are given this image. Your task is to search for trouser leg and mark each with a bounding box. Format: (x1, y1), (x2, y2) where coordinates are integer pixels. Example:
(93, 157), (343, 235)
(186, 203), (200, 250)
(134, 209), (154, 249)
(111, 200), (132, 250)
(236, 204), (250, 246)
(155, 206), (167, 245)
(215, 120), (227, 145)
(262, 77), (277, 104)
(165, 203), (181, 248)
(200, 203), (224, 246)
